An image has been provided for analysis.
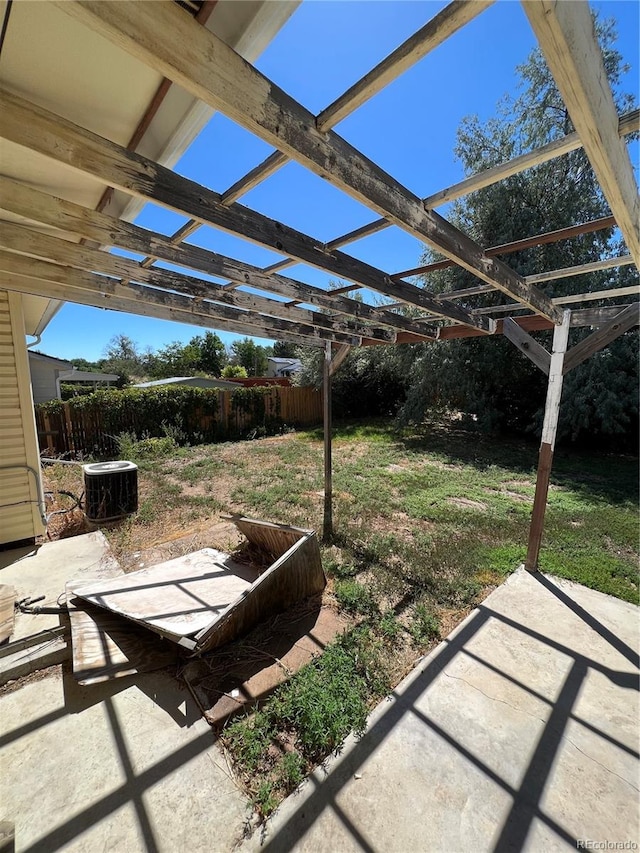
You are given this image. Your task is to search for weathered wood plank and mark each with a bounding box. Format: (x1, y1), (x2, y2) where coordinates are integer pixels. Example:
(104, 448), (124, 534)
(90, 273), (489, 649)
(233, 517), (309, 562)
(525, 255), (634, 286)
(423, 108), (639, 210)
(562, 303), (640, 374)
(473, 282), (640, 317)
(316, 1), (494, 131)
(269, 109), (637, 270)
(569, 305), (634, 327)
(73, 549), (259, 646)
(0, 263), (322, 348)
(503, 318), (551, 375)
(524, 311), (571, 571)
(194, 531), (326, 653)
(0, 220), (385, 344)
(329, 343), (351, 377)
(523, 0), (640, 265)
(59, 2), (546, 324)
(323, 342), (333, 541)
(0, 178), (432, 339)
(0, 89), (463, 330)
(67, 586), (178, 685)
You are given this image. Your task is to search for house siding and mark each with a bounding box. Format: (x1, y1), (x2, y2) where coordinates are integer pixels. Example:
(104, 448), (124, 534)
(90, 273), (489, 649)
(29, 358), (61, 404)
(0, 290), (45, 544)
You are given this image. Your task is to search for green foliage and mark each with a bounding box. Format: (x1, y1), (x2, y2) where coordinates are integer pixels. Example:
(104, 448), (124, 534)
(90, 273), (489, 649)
(230, 337), (270, 377)
(147, 331), (227, 379)
(410, 604), (440, 646)
(221, 364), (247, 378)
(230, 386), (283, 437)
(335, 579), (376, 615)
(400, 17), (638, 447)
(115, 432), (177, 461)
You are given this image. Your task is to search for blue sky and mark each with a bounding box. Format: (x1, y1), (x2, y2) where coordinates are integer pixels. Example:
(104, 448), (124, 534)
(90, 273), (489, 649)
(38, 0), (639, 362)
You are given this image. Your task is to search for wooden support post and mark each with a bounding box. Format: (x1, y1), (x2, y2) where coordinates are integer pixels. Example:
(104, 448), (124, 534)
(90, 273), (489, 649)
(323, 342), (333, 543)
(525, 311), (571, 572)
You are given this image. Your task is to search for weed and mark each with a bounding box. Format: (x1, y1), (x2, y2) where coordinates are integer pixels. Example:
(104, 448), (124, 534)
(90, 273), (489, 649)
(410, 603), (440, 646)
(379, 610), (401, 639)
(277, 751), (305, 789)
(253, 781), (278, 817)
(335, 580), (376, 615)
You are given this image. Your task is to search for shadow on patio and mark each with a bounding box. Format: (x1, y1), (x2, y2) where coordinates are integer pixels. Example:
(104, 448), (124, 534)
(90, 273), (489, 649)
(248, 568), (639, 853)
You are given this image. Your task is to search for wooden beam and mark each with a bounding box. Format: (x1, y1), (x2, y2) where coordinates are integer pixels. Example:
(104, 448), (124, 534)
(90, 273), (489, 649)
(0, 89), (462, 332)
(59, 2), (558, 323)
(0, 270), (318, 348)
(423, 108), (639, 210)
(397, 215), (618, 282)
(323, 342), (333, 542)
(523, 0), (640, 265)
(164, 1), (493, 272)
(328, 344), (351, 377)
(316, 1), (494, 131)
(0, 251), (351, 346)
(569, 305), (635, 327)
(562, 303), (639, 375)
(0, 220), (387, 345)
(503, 317), (551, 374)
(524, 311), (571, 572)
(473, 282), (640, 317)
(525, 255), (634, 286)
(259, 108), (638, 280)
(0, 178), (435, 340)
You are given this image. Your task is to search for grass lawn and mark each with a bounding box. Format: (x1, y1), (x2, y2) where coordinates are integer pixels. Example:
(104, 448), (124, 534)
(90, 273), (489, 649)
(43, 417), (639, 815)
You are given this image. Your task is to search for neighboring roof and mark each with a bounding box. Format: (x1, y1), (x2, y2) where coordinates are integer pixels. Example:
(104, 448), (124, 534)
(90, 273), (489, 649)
(132, 377), (239, 390)
(58, 370), (119, 382)
(268, 358), (302, 365)
(27, 350), (73, 369)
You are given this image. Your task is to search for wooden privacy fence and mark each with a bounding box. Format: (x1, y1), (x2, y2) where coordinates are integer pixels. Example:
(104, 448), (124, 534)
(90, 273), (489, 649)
(35, 386), (323, 457)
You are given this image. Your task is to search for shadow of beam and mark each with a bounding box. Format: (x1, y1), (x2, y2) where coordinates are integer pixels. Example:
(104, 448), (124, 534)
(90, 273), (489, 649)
(531, 572), (639, 668)
(23, 728), (215, 853)
(492, 660), (586, 852)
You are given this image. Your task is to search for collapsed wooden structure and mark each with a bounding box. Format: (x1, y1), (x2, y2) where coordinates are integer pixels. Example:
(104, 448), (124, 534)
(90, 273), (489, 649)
(67, 517), (326, 684)
(0, 0), (638, 571)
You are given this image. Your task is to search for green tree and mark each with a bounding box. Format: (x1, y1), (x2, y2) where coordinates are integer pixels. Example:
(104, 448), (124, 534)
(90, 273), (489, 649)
(221, 364), (248, 378)
(149, 331), (227, 378)
(273, 340), (299, 358)
(400, 16), (638, 446)
(230, 338), (271, 376)
(101, 334), (144, 383)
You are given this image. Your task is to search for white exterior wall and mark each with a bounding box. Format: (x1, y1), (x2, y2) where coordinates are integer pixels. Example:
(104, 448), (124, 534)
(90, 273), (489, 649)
(0, 291), (45, 544)
(29, 358), (61, 404)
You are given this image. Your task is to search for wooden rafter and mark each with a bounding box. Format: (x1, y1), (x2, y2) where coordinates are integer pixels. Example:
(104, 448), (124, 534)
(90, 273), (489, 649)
(0, 221), (389, 345)
(256, 108), (638, 281)
(503, 318), (551, 374)
(58, 1), (561, 324)
(138, 1), (493, 271)
(0, 88), (473, 331)
(316, 1), (494, 131)
(523, 0), (640, 266)
(0, 177), (435, 340)
(0, 264), (322, 347)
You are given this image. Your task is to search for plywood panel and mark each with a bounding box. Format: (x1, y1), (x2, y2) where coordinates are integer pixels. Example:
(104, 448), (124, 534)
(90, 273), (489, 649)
(195, 532), (326, 653)
(234, 516), (310, 561)
(67, 585), (177, 685)
(73, 549), (258, 644)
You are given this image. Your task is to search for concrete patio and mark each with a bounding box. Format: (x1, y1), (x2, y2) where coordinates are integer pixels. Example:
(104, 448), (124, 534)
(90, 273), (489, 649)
(245, 568), (639, 853)
(1, 555), (637, 852)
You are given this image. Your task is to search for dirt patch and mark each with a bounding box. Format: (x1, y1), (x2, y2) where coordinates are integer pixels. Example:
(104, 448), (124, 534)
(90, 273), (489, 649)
(485, 487), (533, 503)
(119, 519), (242, 572)
(447, 497), (487, 511)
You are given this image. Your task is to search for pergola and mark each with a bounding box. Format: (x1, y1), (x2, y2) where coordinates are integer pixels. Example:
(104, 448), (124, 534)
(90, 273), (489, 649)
(1, 1), (638, 571)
